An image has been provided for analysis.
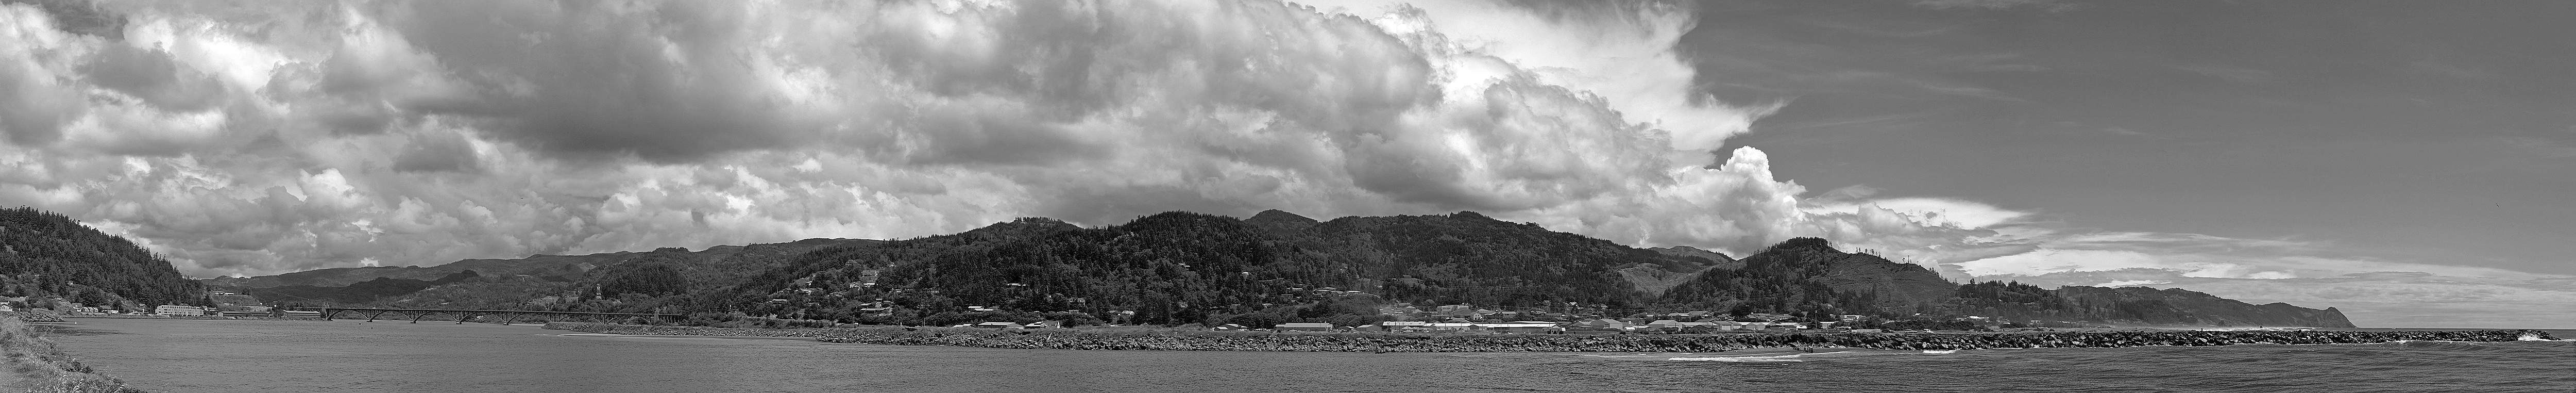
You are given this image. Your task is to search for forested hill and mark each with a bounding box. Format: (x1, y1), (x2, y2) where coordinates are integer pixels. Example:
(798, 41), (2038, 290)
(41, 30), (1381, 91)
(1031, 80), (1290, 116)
(204, 237), (871, 288)
(0, 207), (206, 308)
(222, 209), (2351, 329)
(1660, 238), (2355, 328)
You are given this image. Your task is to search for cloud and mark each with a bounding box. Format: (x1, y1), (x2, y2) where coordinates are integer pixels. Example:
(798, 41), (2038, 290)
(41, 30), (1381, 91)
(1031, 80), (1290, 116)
(5, 0), (1842, 276)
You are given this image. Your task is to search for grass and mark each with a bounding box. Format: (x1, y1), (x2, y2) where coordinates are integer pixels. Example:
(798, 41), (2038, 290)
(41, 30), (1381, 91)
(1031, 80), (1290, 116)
(0, 316), (145, 393)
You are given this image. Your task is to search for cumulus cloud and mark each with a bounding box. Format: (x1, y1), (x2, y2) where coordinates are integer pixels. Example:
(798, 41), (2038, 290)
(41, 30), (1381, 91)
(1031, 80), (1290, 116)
(4, 0), (1845, 276)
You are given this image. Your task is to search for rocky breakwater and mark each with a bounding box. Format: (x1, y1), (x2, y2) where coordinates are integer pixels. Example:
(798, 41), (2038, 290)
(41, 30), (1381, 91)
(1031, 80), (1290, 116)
(545, 323), (2554, 352)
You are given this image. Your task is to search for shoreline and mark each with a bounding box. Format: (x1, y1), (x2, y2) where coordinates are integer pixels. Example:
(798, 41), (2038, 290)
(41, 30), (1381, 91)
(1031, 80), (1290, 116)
(0, 316), (147, 392)
(543, 323), (2556, 353)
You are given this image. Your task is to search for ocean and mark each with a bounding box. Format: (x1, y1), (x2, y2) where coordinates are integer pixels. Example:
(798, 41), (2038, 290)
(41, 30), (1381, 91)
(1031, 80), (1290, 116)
(36, 319), (2576, 393)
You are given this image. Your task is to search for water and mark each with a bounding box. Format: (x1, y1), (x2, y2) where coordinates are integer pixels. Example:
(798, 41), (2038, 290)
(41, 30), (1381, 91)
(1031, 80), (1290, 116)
(35, 319), (2576, 393)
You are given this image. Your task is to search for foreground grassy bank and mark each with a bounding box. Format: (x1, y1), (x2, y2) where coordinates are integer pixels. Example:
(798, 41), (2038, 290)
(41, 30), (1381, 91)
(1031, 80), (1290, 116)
(0, 316), (145, 392)
(546, 323), (2553, 352)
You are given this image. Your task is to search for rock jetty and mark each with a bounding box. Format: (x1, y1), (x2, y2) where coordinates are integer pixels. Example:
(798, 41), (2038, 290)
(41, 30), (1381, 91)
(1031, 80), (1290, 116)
(545, 323), (2554, 352)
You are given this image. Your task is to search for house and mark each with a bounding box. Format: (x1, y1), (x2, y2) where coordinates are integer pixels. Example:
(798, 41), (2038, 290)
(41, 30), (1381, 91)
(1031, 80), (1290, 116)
(1646, 320), (1684, 331)
(1366, 321), (1430, 331)
(1275, 322), (1336, 332)
(154, 305), (207, 317)
(973, 321), (1022, 329)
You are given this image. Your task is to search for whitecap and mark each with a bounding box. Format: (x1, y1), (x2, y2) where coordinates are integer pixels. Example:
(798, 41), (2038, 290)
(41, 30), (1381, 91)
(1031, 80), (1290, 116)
(1921, 350), (1957, 354)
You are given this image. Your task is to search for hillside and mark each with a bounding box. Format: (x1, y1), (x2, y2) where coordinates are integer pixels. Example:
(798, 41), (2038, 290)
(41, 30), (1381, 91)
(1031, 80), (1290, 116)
(222, 210), (2353, 329)
(1660, 237), (1956, 315)
(205, 237), (872, 288)
(1657, 238), (2354, 328)
(205, 238), (881, 308)
(0, 207), (206, 308)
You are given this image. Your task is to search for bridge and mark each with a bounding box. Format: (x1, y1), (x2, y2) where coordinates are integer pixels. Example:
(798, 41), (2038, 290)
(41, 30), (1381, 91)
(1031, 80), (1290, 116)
(288, 307), (683, 325)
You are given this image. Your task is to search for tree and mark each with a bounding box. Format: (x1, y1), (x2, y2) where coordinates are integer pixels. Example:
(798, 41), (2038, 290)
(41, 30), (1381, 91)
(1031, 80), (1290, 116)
(600, 263), (687, 298)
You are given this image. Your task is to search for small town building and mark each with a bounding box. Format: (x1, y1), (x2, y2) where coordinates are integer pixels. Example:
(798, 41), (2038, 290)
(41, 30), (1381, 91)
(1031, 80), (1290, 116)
(973, 321), (1021, 329)
(1274, 322), (1336, 332)
(155, 305), (207, 316)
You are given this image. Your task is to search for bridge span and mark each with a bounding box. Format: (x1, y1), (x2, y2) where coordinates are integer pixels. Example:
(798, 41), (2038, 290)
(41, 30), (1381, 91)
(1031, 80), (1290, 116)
(289, 307), (683, 325)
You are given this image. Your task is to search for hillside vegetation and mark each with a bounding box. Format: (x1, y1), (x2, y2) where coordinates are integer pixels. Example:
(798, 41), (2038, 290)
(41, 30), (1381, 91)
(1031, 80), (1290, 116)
(215, 209), (2353, 329)
(0, 207), (205, 310)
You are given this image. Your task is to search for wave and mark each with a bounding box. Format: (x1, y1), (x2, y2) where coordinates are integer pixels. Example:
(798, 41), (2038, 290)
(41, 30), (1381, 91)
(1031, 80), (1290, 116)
(1922, 350), (1957, 354)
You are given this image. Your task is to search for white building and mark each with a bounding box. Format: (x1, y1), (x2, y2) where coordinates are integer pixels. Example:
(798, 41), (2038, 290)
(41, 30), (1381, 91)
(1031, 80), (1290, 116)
(154, 305), (207, 316)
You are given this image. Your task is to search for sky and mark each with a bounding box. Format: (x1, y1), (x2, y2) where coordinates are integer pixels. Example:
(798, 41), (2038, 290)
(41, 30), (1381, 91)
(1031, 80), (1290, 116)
(0, 0), (2566, 328)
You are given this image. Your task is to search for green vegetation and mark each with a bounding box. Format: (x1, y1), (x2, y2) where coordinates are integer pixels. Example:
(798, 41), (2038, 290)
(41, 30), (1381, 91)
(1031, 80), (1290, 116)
(0, 207), (207, 311)
(0, 316), (145, 392)
(243, 271), (482, 305)
(214, 209), (2350, 329)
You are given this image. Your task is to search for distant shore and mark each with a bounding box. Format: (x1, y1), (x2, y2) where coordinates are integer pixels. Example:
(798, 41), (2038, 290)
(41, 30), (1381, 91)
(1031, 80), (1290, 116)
(544, 323), (2554, 352)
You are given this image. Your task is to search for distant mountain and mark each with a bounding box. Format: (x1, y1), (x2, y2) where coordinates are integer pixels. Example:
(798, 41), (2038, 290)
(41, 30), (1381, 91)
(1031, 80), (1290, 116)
(226, 209), (2354, 328)
(1660, 238), (2354, 328)
(205, 238), (879, 307)
(206, 237), (872, 288)
(2031, 285), (2352, 328)
(241, 270), (484, 305)
(0, 207), (206, 308)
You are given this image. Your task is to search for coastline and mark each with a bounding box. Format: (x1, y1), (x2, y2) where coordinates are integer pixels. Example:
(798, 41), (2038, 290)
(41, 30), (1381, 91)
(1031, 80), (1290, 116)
(0, 316), (147, 392)
(544, 322), (2555, 352)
